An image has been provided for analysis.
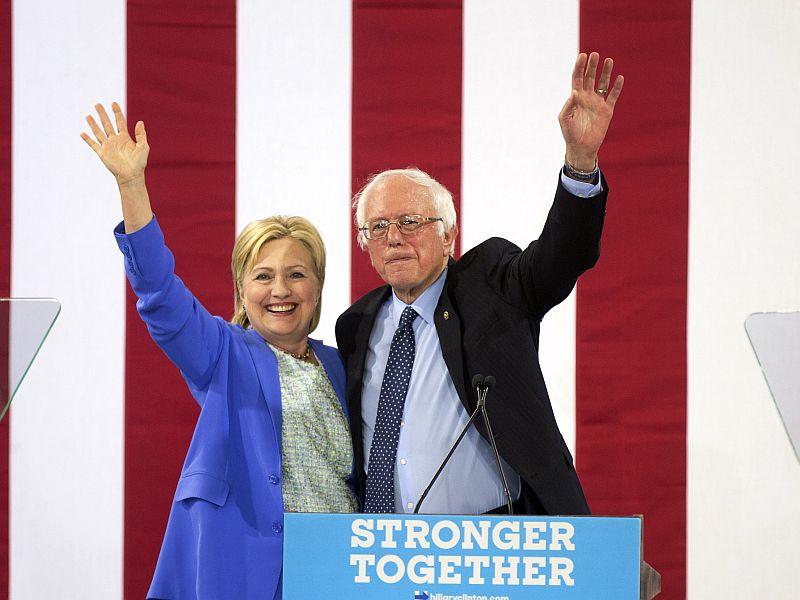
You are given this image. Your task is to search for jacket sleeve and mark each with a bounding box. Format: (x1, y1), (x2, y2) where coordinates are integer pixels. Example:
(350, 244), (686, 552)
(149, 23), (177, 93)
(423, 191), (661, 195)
(114, 216), (226, 391)
(478, 174), (607, 321)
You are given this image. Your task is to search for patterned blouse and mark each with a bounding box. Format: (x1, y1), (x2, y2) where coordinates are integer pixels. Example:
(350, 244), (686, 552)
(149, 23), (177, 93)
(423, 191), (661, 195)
(269, 344), (358, 513)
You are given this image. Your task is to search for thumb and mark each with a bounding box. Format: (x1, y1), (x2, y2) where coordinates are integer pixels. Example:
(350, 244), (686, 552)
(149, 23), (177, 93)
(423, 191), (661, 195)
(559, 91), (578, 122)
(134, 120), (148, 147)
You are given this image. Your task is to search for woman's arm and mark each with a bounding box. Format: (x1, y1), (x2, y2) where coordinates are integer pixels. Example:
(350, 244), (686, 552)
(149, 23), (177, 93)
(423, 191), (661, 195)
(83, 103), (225, 391)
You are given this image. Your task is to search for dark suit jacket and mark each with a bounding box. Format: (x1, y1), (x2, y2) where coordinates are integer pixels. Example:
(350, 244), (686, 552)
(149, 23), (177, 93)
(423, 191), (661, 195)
(336, 177), (607, 515)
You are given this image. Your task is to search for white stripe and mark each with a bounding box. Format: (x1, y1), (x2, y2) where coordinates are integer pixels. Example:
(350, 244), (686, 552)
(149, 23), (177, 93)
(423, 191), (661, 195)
(688, 1), (800, 597)
(237, 1), (352, 347)
(10, 0), (126, 597)
(462, 0), (579, 455)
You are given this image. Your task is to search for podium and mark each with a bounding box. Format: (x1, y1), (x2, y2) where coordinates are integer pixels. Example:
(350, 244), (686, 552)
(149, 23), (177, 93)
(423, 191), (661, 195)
(284, 513), (660, 599)
(0, 298), (61, 421)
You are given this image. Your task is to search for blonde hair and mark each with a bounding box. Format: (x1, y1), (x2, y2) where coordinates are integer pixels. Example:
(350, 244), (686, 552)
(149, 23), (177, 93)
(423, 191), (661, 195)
(231, 215), (325, 333)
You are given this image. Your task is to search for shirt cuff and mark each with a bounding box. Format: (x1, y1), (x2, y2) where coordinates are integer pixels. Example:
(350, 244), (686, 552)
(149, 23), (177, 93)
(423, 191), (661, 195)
(560, 170), (602, 198)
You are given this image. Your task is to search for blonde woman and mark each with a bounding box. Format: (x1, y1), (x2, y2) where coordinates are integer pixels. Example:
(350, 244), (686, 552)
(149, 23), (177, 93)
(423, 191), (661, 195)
(82, 103), (357, 599)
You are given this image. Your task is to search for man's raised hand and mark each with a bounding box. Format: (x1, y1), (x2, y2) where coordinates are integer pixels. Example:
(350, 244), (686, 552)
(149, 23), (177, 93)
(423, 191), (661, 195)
(558, 52), (624, 171)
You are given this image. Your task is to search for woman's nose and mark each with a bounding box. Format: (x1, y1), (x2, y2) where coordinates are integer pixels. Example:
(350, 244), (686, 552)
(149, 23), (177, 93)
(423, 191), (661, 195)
(270, 276), (291, 297)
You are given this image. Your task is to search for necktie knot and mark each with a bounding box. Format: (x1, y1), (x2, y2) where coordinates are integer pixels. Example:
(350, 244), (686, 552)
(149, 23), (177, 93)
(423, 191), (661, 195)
(399, 306), (418, 330)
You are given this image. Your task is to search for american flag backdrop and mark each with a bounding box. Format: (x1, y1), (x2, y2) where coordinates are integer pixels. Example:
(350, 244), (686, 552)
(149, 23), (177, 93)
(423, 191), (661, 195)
(2, 1), (800, 598)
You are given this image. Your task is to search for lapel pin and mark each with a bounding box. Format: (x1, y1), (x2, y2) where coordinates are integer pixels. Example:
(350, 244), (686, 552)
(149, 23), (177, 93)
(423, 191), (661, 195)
(443, 311), (449, 320)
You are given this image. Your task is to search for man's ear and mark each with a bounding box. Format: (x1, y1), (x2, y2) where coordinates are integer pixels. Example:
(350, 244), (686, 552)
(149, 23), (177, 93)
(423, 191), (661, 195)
(443, 223), (458, 256)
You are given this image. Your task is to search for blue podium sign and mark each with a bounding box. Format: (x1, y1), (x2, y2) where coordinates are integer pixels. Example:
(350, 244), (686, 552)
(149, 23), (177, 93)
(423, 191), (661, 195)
(284, 514), (641, 599)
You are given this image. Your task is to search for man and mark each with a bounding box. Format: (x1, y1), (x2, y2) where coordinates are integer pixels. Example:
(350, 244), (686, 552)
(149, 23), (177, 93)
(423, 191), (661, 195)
(336, 52), (623, 516)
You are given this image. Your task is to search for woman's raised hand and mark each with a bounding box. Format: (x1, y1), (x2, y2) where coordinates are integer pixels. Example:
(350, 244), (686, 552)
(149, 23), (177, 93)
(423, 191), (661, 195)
(81, 102), (153, 233)
(81, 102), (149, 186)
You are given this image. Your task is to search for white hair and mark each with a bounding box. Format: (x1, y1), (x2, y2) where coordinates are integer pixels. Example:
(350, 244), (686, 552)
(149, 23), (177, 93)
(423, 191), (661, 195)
(353, 167), (457, 251)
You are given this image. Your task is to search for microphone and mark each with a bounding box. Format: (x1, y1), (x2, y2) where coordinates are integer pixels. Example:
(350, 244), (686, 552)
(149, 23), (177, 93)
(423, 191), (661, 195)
(471, 373), (484, 389)
(414, 374), (514, 515)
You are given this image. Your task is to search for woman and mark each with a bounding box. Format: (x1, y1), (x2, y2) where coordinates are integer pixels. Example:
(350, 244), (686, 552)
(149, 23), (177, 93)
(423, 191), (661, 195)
(81, 103), (357, 599)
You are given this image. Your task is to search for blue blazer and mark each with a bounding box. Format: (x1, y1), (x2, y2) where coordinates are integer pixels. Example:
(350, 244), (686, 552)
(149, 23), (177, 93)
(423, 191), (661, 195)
(116, 218), (349, 600)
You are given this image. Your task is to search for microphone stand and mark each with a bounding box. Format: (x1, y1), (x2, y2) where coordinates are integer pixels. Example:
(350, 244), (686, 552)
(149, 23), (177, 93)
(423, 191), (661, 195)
(413, 374), (514, 515)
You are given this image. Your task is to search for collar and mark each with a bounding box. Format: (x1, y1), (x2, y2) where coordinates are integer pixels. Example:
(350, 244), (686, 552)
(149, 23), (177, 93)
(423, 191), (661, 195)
(390, 267), (448, 327)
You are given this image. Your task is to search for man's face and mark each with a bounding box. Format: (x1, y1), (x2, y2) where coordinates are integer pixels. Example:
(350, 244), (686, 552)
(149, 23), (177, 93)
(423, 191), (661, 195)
(364, 175), (455, 303)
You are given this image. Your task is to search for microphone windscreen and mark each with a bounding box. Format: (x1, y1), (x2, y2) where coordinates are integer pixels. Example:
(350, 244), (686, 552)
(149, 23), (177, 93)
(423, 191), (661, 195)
(471, 373), (484, 389)
(484, 375), (496, 390)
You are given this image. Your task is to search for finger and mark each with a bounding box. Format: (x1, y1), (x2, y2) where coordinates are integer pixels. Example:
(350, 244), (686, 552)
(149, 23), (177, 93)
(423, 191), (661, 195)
(582, 52), (600, 91)
(80, 131), (100, 153)
(95, 103), (116, 137)
(572, 53), (587, 91)
(111, 102), (128, 136)
(134, 120), (148, 147)
(605, 75), (624, 108)
(596, 58), (613, 94)
(85, 114), (105, 144)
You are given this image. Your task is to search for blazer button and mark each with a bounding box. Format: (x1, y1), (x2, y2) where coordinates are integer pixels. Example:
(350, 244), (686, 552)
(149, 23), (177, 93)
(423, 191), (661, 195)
(272, 522), (283, 534)
(268, 474), (280, 485)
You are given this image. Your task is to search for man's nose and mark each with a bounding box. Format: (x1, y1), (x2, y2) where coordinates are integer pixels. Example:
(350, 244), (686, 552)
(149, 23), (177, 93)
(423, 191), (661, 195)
(386, 222), (405, 245)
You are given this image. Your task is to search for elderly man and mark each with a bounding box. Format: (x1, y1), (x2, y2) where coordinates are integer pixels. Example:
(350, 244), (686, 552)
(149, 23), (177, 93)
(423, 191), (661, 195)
(336, 52), (623, 516)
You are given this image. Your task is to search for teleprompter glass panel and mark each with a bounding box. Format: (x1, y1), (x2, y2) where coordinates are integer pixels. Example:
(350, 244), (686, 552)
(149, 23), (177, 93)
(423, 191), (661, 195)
(745, 311), (800, 463)
(0, 298), (61, 421)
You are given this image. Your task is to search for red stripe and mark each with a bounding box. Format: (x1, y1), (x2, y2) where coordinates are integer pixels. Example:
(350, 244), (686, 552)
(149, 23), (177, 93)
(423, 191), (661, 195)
(125, 2), (236, 596)
(576, 3), (691, 598)
(351, 0), (463, 301)
(0, 0), (11, 595)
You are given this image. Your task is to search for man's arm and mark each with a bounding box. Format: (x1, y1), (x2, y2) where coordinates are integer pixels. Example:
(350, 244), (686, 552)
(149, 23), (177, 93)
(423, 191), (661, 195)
(478, 179), (607, 321)
(477, 53), (623, 318)
(520, 52), (623, 315)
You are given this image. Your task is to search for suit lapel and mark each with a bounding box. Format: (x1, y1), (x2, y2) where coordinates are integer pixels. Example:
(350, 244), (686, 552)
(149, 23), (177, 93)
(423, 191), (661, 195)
(435, 270), (470, 412)
(347, 287), (391, 415)
(243, 329), (282, 445)
(346, 287), (390, 491)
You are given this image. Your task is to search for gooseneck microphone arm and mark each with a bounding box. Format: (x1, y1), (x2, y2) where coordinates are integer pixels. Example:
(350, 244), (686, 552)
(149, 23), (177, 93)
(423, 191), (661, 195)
(479, 375), (514, 515)
(412, 375), (485, 514)
(413, 374), (514, 515)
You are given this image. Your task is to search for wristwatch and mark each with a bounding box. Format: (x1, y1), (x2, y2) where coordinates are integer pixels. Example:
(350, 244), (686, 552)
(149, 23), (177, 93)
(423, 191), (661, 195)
(563, 158), (599, 184)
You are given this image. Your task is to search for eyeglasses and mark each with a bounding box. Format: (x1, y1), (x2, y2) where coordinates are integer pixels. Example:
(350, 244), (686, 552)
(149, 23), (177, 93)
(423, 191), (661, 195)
(359, 215), (444, 240)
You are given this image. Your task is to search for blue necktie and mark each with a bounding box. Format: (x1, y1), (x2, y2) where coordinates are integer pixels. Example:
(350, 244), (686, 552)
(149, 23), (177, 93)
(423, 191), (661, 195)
(364, 306), (418, 513)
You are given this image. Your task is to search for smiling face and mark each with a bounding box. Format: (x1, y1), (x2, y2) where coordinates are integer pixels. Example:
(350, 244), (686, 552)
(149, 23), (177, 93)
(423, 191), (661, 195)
(364, 175), (455, 304)
(241, 237), (320, 354)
